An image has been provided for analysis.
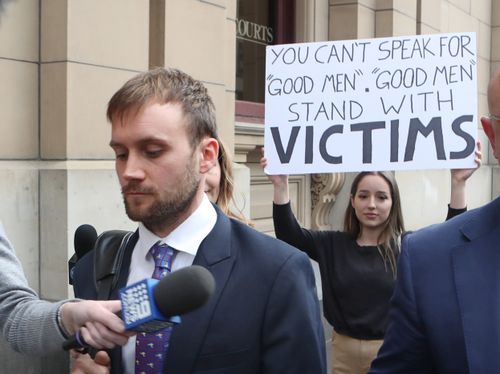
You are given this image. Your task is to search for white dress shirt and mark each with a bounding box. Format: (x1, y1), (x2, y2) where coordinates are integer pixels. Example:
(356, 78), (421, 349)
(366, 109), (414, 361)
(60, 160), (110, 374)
(122, 195), (217, 374)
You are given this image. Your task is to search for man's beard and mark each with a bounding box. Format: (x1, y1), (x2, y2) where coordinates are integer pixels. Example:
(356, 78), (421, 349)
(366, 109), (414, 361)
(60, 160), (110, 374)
(123, 162), (200, 231)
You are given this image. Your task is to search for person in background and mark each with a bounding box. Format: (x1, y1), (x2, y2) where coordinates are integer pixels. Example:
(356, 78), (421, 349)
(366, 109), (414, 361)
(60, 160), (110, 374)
(72, 67), (326, 374)
(260, 143), (481, 374)
(368, 69), (500, 374)
(205, 139), (253, 226)
(0, 222), (128, 355)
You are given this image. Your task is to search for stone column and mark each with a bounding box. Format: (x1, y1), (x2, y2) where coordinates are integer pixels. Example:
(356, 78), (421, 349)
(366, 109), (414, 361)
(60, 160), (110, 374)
(375, 0), (418, 37)
(329, 0), (377, 40)
(40, 0), (148, 301)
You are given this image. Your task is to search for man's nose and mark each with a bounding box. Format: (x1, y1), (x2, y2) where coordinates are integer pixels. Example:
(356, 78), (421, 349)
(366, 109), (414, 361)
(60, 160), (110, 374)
(122, 154), (146, 180)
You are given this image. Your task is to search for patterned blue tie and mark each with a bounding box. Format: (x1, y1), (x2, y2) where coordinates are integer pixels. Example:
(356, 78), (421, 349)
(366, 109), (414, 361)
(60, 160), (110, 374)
(135, 242), (176, 374)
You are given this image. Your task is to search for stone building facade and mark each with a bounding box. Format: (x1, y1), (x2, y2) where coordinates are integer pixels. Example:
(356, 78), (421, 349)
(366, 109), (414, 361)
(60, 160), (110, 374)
(0, 0), (498, 371)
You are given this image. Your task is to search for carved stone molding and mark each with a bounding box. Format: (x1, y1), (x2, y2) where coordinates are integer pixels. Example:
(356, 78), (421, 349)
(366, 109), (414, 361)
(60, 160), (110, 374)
(235, 122), (264, 163)
(311, 173), (346, 230)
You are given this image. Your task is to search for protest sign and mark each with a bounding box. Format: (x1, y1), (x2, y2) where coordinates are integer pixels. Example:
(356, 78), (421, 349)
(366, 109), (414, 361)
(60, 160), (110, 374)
(264, 32), (477, 174)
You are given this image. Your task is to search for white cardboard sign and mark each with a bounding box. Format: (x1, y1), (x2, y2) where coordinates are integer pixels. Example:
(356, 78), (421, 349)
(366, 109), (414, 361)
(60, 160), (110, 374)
(264, 32), (477, 174)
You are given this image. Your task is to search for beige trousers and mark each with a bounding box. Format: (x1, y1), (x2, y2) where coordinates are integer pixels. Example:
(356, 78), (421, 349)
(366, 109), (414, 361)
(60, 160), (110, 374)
(331, 330), (383, 374)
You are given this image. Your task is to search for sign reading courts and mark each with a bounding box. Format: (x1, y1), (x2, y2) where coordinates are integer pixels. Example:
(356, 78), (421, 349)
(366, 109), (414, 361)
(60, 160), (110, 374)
(264, 32), (478, 174)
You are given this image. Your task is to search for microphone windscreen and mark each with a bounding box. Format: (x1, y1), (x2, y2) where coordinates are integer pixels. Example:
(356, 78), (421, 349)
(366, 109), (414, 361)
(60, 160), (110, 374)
(153, 265), (216, 317)
(74, 224), (98, 259)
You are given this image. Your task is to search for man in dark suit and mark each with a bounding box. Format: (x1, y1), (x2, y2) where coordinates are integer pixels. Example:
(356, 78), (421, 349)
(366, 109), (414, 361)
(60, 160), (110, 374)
(71, 67), (326, 374)
(369, 68), (500, 373)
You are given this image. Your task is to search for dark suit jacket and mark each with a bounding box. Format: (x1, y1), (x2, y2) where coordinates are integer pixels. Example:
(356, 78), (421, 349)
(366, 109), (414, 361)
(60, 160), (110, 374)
(370, 196), (500, 374)
(73, 207), (326, 374)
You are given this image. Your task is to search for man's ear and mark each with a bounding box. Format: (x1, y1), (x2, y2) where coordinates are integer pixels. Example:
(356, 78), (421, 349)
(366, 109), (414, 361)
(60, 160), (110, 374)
(481, 116), (496, 153)
(199, 137), (219, 174)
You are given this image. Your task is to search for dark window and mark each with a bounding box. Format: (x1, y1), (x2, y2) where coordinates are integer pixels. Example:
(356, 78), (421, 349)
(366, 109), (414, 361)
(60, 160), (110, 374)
(236, 0), (295, 107)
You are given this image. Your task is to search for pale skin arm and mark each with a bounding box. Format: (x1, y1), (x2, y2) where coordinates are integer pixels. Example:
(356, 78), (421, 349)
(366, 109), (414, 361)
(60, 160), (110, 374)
(71, 350), (110, 374)
(260, 148), (290, 205)
(60, 300), (130, 349)
(449, 141), (482, 209)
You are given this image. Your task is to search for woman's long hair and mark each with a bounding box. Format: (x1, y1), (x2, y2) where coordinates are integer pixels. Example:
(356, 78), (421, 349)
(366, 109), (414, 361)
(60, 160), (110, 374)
(215, 140), (253, 226)
(343, 171), (405, 276)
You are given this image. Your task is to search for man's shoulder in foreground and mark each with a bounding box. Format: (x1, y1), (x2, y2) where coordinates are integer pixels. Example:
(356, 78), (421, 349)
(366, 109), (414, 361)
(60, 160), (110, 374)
(370, 196), (500, 374)
(403, 196), (500, 256)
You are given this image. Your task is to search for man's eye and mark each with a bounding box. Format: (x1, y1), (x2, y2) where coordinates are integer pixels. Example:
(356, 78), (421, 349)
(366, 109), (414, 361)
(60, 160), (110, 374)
(145, 149), (162, 157)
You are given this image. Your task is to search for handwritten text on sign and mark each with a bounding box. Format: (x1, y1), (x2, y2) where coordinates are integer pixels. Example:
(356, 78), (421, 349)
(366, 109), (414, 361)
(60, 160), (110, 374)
(264, 33), (477, 174)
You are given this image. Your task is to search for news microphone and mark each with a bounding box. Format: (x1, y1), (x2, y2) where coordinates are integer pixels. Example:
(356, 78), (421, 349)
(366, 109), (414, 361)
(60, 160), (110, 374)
(74, 224), (98, 258)
(62, 265), (215, 351)
(68, 224), (98, 285)
(120, 265), (215, 332)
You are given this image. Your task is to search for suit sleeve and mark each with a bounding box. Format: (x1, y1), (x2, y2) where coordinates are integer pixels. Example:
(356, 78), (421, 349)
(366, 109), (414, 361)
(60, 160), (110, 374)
(369, 234), (434, 373)
(261, 250), (326, 374)
(0, 224), (67, 355)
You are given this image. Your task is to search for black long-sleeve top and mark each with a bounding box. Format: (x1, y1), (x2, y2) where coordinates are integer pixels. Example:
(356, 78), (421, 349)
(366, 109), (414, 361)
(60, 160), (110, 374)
(273, 202), (465, 340)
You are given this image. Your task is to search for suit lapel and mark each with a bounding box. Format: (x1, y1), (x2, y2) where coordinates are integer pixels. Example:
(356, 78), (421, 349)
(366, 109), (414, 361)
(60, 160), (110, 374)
(452, 202), (500, 372)
(165, 209), (235, 374)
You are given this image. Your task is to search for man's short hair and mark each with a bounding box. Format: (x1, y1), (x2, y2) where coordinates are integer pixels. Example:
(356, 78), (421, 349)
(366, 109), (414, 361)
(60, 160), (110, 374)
(107, 67), (218, 147)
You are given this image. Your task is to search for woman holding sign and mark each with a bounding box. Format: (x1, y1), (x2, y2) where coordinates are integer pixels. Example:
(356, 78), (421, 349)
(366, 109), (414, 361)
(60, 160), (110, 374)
(260, 145), (481, 374)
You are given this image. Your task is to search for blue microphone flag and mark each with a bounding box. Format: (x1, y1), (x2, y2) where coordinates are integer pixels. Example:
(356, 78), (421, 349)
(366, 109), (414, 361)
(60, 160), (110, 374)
(119, 278), (180, 332)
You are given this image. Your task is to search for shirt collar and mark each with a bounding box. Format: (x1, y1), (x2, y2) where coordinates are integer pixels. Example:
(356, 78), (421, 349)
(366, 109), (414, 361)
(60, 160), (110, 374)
(137, 194), (217, 258)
